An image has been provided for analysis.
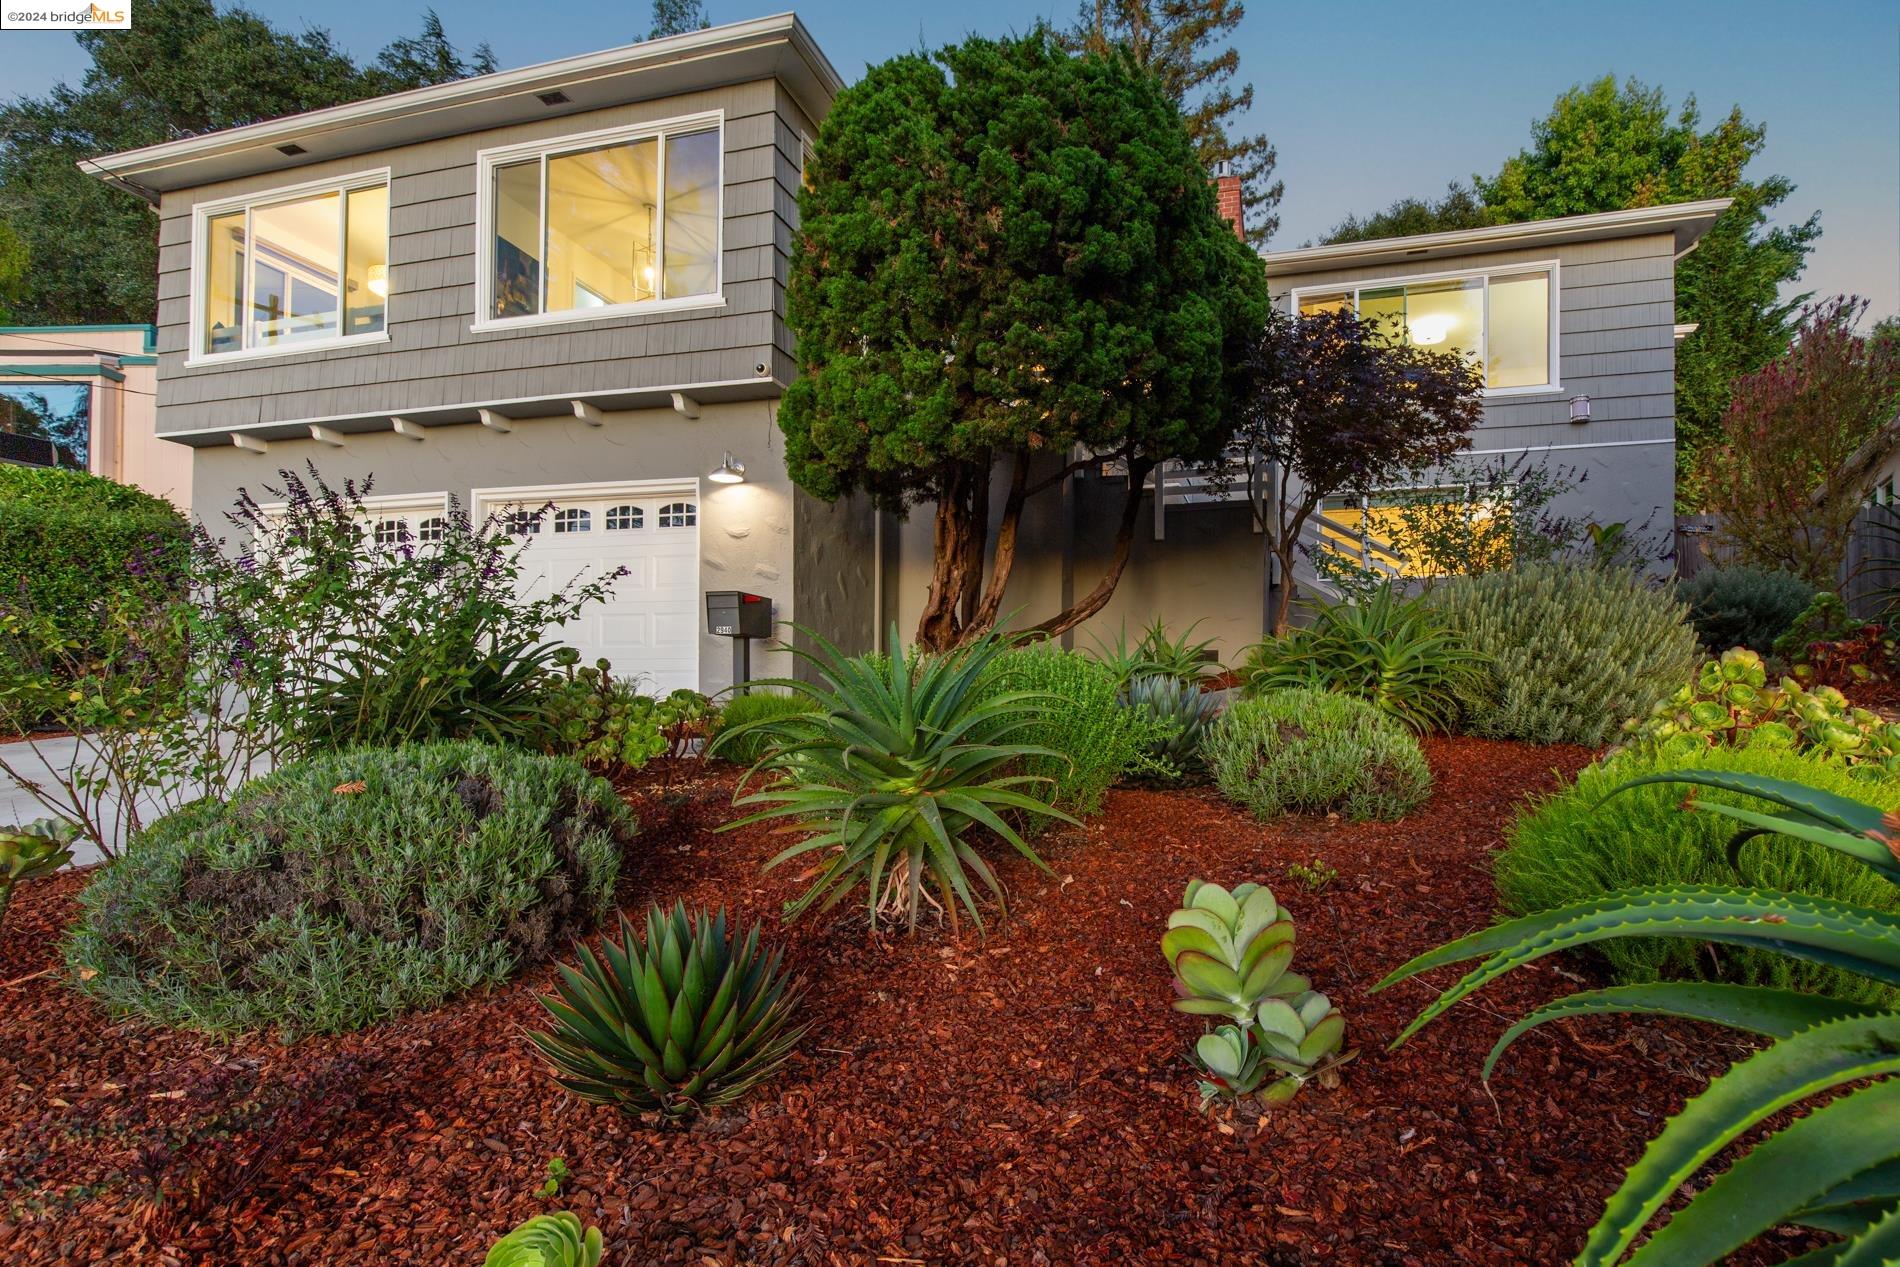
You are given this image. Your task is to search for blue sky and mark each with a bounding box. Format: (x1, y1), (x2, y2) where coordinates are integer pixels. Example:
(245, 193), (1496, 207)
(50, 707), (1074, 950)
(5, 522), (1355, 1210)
(1, 0), (1895, 318)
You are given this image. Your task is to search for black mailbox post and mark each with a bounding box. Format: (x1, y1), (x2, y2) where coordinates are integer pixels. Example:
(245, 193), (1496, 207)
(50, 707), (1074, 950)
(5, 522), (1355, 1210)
(706, 590), (772, 688)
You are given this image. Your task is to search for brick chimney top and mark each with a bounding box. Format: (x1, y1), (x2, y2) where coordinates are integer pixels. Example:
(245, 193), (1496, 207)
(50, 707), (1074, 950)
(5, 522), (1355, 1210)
(1210, 162), (1244, 242)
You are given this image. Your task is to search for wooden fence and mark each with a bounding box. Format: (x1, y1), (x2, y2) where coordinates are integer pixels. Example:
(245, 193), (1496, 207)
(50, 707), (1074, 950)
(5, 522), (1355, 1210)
(1675, 507), (1900, 620)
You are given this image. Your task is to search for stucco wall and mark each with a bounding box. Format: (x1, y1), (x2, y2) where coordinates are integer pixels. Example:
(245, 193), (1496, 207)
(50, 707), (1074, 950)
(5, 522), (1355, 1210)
(187, 398), (796, 695)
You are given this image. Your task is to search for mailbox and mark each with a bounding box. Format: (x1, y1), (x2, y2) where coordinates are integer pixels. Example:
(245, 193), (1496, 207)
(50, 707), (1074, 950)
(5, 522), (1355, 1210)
(706, 590), (773, 639)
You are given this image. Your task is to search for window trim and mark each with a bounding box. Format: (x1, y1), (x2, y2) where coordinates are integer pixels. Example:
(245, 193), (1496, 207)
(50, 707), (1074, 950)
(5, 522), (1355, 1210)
(186, 167), (393, 368)
(1287, 260), (1561, 399)
(471, 109), (726, 335)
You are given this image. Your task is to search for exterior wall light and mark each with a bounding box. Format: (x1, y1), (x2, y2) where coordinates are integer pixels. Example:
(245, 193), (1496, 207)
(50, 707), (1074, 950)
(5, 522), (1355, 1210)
(708, 452), (746, 484)
(1568, 394), (1591, 424)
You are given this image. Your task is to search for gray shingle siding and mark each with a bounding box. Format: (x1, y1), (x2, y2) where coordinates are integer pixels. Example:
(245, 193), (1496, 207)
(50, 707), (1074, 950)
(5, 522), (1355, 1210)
(153, 77), (807, 435)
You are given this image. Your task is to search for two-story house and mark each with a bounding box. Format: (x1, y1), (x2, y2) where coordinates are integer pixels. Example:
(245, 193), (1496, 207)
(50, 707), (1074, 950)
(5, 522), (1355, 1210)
(90, 12), (1727, 683)
(86, 14), (866, 696)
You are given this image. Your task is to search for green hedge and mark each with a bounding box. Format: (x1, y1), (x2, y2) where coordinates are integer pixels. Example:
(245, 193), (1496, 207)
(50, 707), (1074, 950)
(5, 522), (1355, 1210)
(67, 741), (633, 1036)
(1497, 743), (1900, 1006)
(0, 465), (187, 664)
(1205, 687), (1431, 821)
(1677, 565), (1816, 654)
(980, 644), (1165, 817)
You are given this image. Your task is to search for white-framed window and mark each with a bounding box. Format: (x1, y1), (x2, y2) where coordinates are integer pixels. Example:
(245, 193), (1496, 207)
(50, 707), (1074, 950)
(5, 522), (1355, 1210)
(605, 504), (644, 530)
(474, 110), (724, 332)
(416, 516), (448, 543)
(657, 501), (696, 528)
(554, 507), (592, 533)
(371, 518), (406, 547)
(1291, 262), (1559, 395)
(190, 169), (391, 364)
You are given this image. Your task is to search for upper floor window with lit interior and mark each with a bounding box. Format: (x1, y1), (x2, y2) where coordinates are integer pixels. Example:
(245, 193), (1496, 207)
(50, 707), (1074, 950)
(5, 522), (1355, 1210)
(195, 172), (390, 360)
(1294, 266), (1555, 392)
(479, 114), (722, 328)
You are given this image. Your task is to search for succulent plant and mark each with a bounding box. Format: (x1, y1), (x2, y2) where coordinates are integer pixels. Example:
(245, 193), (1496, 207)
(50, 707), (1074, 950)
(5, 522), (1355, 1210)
(483, 1212), (603, 1267)
(1164, 879), (1353, 1108)
(1162, 880), (1304, 1022)
(1123, 672), (1221, 780)
(0, 817), (76, 935)
(528, 903), (805, 1119)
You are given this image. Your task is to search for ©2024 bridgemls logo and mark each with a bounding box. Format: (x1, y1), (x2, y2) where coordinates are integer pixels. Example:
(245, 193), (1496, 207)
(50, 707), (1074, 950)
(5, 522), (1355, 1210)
(2, 0), (129, 29)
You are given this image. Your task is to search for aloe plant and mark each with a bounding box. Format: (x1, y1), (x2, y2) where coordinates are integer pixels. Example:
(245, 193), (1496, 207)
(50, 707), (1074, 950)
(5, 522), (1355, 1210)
(1376, 769), (1900, 1266)
(527, 903), (805, 1119)
(716, 625), (1075, 935)
(483, 1212), (603, 1267)
(1164, 880), (1352, 1107)
(0, 817), (76, 935)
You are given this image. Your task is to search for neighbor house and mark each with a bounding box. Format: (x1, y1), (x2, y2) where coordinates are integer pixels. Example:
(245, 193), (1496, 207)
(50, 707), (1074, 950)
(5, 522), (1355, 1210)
(0, 323), (190, 508)
(88, 11), (1728, 687)
(85, 14), (862, 696)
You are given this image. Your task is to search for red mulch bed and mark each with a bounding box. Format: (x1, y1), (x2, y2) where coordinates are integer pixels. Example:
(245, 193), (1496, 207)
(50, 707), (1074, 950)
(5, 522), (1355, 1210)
(0, 738), (1800, 1265)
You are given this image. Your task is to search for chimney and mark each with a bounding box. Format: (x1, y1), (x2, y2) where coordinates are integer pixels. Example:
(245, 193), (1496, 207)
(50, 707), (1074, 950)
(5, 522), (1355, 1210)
(1210, 159), (1244, 242)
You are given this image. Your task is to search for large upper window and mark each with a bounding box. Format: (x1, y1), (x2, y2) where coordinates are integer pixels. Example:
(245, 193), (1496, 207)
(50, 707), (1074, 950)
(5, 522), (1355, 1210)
(1295, 265), (1555, 392)
(196, 173), (389, 360)
(480, 115), (722, 327)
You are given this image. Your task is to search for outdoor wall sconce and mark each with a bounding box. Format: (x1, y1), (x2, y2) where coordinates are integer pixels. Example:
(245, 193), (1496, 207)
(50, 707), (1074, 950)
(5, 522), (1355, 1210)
(708, 452), (746, 484)
(1569, 394), (1591, 424)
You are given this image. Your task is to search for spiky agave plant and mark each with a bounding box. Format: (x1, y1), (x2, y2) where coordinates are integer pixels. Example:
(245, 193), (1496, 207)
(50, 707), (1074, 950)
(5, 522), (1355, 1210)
(1376, 770), (1900, 1266)
(0, 817), (76, 934)
(483, 1212), (604, 1267)
(527, 903), (805, 1119)
(719, 625), (1076, 935)
(1123, 673), (1221, 780)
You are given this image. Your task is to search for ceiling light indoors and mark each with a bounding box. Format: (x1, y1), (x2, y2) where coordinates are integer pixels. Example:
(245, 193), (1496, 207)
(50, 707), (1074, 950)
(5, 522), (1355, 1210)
(367, 264), (389, 298)
(1407, 313), (1455, 346)
(708, 452), (746, 484)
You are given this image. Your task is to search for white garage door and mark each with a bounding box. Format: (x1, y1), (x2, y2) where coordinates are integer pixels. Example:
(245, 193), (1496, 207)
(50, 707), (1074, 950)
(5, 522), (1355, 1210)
(480, 483), (701, 695)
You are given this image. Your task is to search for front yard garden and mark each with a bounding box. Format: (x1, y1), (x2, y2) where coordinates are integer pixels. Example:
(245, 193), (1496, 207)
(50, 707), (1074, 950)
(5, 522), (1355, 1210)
(2, 469), (1898, 1264)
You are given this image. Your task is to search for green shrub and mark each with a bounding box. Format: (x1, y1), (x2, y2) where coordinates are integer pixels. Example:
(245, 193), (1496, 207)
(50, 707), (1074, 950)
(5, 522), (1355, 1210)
(0, 465), (186, 679)
(1425, 562), (1699, 746)
(1497, 743), (1900, 1006)
(711, 690), (822, 767)
(1678, 565), (1816, 653)
(1205, 687), (1431, 821)
(67, 741), (632, 1035)
(527, 903), (805, 1119)
(982, 645), (1166, 813)
(542, 662), (712, 772)
(1240, 586), (1485, 732)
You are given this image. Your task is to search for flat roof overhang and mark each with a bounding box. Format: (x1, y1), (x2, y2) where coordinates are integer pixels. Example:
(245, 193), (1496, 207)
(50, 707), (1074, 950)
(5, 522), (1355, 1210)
(86, 13), (841, 196)
(1261, 198), (1734, 278)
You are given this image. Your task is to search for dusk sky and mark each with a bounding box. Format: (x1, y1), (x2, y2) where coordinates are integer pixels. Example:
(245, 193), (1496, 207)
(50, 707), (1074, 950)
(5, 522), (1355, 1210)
(1, 0), (1894, 319)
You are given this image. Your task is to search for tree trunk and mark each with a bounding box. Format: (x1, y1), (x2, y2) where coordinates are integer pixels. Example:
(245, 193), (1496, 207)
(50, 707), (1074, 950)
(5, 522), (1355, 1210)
(966, 451), (1029, 638)
(1270, 493), (1321, 636)
(915, 462), (990, 651)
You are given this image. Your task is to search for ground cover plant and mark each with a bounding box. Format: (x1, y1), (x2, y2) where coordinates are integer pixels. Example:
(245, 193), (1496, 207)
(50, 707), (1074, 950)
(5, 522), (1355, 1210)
(1382, 769), (1900, 1266)
(542, 658), (712, 775)
(528, 903), (805, 1119)
(1623, 647), (1900, 773)
(1240, 586), (1484, 732)
(1426, 561), (1700, 746)
(66, 741), (632, 1036)
(1498, 741), (1900, 1006)
(1206, 687), (1431, 821)
(1677, 565), (1815, 654)
(722, 628), (1074, 934)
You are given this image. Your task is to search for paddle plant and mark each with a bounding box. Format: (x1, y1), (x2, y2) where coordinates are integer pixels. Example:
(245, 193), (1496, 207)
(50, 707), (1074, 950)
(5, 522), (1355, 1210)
(1163, 880), (1352, 1107)
(0, 816), (75, 935)
(717, 626), (1074, 934)
(483, 1212), (604, 1267)
(1376, 769), (1900, 1266)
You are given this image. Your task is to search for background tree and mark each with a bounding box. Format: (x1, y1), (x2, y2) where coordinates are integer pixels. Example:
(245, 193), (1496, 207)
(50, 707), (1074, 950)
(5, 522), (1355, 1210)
(0, 390), (89, 464)
(1065, 0), (1281, 244)
(0, 223), (24, 322)
(642, 0), (711, 40)
(782, 29), (1270, 650)
(1321, 75), (1817, 508)
(1239, 305), (1485, 633)
(0, 0), (494, 326)
(1698, 296), (1900, 586)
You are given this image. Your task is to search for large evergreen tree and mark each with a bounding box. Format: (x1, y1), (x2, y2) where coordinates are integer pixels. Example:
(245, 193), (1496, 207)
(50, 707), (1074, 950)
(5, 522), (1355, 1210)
(0, 0), (494, 326)
(1066, 0), (1281, 245)
(1320, 76), (1818, 509)
(641, 0), (711, 40)
(783, 29), (1270, 649)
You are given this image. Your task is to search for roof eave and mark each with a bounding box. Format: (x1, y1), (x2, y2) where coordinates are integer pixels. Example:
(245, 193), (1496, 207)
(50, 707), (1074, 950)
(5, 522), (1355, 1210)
(1260, 198), (1735, 277)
